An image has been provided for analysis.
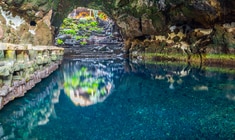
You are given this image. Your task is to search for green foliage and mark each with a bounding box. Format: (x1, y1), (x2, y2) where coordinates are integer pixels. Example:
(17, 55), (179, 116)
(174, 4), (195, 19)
(60, 17), (103, 36)
(89, 27), (103, 33)
(62, 29), (76, 35)
(80, 41), (87, 45)
(90, 21), (98, 27)
(98, 13), (106, 20)
(63, 18), (73, 25)
(57, 39), (64, 45)
(77, 23), (87, 30)
(58, 17), (104, 47)
(75, 35), (88, 40)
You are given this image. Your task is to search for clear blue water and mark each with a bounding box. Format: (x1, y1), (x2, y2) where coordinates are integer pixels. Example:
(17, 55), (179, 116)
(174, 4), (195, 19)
(1, 59), (235, 139)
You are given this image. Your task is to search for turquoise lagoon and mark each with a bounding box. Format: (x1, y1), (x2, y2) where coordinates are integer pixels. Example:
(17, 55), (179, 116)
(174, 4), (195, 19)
(0, 59), (235, 139)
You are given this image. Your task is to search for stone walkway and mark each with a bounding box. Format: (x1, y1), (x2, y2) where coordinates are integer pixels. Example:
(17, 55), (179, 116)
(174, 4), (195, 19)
(0, 43), (64, 109)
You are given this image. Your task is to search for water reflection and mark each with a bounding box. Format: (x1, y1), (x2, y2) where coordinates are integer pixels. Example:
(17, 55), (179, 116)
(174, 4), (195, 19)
(62, 61), (115, 106)
(0, 59), (125, 139)
(129, 61), (235, 102)
(0, 74), (60, 139)
(0, 60), (235, 139)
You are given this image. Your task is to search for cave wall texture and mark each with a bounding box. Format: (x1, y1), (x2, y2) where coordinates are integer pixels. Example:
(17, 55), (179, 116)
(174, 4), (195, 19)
(0, 0), (234, 55)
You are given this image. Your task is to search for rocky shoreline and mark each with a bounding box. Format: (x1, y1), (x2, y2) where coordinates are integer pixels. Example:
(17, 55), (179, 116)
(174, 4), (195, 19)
(131, 52), (235, 68)
(126, 21), (235, 67)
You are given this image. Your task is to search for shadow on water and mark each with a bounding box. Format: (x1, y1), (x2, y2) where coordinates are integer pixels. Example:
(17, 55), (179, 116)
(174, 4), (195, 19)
(1, 59), (235, 139)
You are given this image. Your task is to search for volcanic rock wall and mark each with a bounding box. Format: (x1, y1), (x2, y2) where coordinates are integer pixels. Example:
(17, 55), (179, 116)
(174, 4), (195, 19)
(0, 0), (235, 58)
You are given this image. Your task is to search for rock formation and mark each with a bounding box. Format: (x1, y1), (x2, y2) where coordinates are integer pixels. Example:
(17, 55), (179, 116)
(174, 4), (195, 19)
(0, 0), (234, 62)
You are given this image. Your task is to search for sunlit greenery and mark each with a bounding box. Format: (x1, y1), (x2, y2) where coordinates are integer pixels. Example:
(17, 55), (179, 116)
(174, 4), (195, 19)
(90, 21), (98, 27)
(61, 29), (76, 35)
(56, 17), (104, 46)
(56, 39), (64, 45)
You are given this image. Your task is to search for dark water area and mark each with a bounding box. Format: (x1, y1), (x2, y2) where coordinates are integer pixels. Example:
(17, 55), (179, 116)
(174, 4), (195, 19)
(1, 58), (235, 140)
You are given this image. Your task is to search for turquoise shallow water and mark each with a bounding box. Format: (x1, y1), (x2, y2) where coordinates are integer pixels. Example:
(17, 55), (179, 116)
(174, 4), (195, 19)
(1, 59), (235, 139)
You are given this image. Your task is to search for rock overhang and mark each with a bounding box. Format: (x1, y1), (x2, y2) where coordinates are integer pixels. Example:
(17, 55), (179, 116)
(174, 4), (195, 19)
(0, 0), (234, 52)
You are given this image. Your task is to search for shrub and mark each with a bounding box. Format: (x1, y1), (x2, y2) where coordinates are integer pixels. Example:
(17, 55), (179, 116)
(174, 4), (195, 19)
(57, 39), (64, 45)
(63, 29), (76, 35)
(62, 18), (73, 26)
(90, 21), (98, 27)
